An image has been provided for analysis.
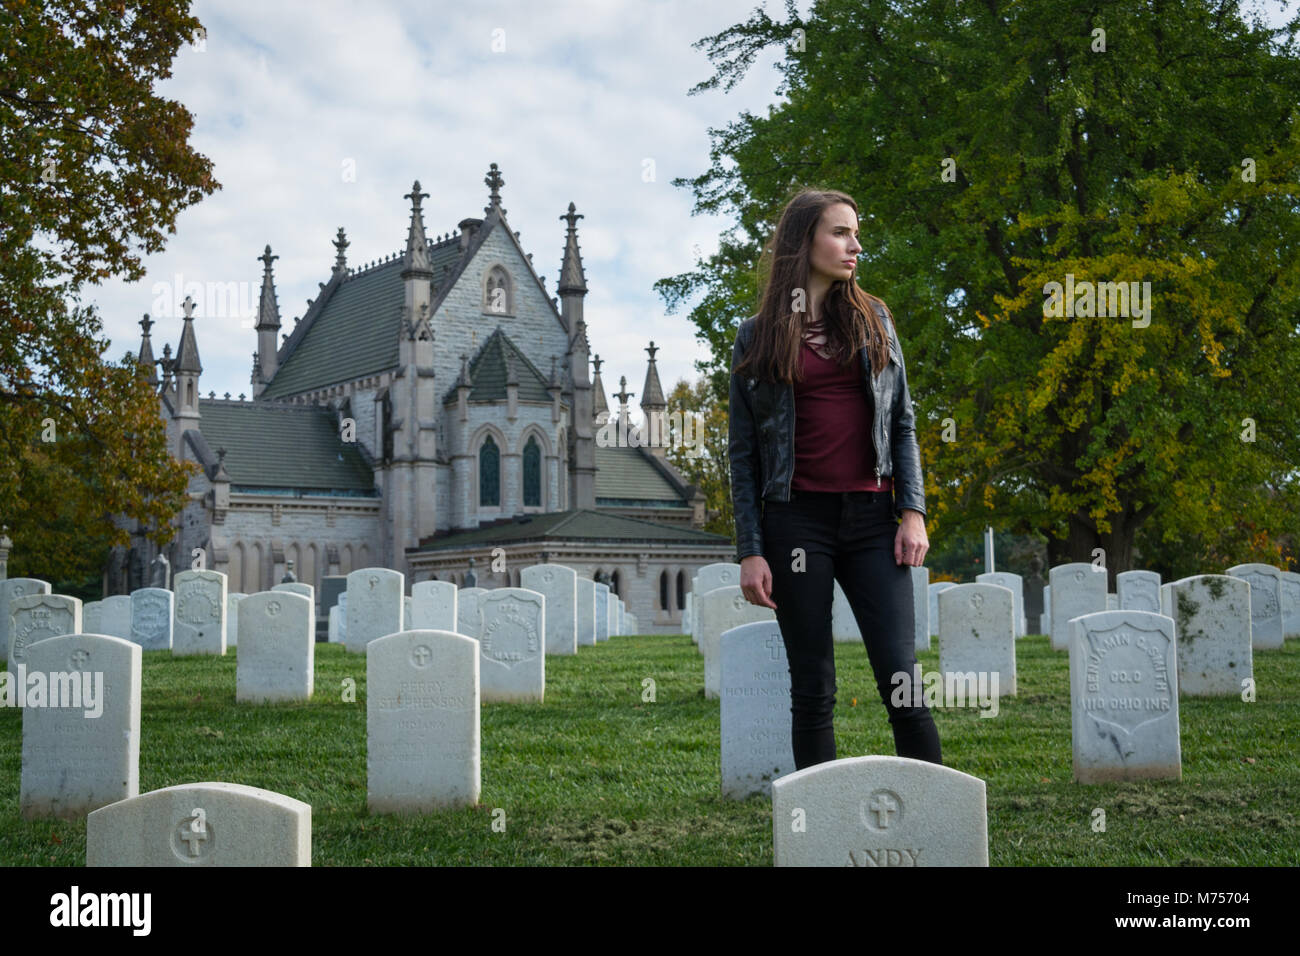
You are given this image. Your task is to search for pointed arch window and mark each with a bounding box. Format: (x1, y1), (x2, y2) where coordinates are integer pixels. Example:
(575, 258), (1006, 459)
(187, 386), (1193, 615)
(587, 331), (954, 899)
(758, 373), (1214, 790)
(479, 435), (500, 506)
(523, 435), (541, 507)
(484, 265), (513, 315)
(659, 571), (669, 611)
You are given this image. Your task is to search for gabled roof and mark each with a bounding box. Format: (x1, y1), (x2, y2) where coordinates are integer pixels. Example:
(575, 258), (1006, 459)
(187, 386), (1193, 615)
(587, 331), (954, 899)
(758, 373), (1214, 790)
(195, 399), (374, 493)
(258, 241), (462, 399)
(594, 443), (685, 502)
(413, 507), (730, 552)
(442, 327), (556, 405)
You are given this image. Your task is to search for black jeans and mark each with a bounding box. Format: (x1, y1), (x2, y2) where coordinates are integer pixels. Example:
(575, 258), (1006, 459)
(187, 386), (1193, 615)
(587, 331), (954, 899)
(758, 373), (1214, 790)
(761, 489), (942, 770)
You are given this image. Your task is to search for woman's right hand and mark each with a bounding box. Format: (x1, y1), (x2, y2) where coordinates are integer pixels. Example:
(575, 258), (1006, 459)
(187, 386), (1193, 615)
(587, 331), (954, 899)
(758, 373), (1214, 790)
(740, 555), (777, 609)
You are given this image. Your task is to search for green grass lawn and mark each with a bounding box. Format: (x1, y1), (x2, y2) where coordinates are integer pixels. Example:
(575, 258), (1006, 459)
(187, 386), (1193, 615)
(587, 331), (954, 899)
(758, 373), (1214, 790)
(2, 633), (1297, 865)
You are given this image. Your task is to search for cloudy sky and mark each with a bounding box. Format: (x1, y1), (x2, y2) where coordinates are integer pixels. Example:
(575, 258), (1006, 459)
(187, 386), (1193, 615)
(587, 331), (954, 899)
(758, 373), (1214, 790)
(85, 0), (1296, 407)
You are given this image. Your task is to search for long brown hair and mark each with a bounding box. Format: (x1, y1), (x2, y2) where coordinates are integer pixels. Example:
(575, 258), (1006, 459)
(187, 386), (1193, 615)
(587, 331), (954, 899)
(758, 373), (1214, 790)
(734, 188), (890, 383)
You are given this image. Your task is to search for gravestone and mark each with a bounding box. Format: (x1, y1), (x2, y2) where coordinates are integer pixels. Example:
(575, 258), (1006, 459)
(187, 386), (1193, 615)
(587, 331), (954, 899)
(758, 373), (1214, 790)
(683, 591), (692, 635)
(129, 587), (173, 650)
(576, 578), (596, 647)
(236, 591), (315, 703)
(477, 588), (545, 703)
(911, 566), (931, 651)
(699, 586), (777, 699)
(1281, 570), (1300, 640)
(226, 593), (246, 649)
(607, 591), (618, 639)
(1161, 574), (1252, 696)
(273, 582), (315, 628)
(8, 593), (81, 667)
(1069, 609), (1180, 782)
(404, 596), (412, 630)
(0, 578), (51, 664)
(1117, 571), (1162, 613)
(20, 633), (140, 820)
(97, 595), (133, 640)
(83, 600), (104, 636)
(367, 629), (480, 812)
(521, 564), (576, 655)
(1224, 563), (1284, 650)
(594, 583), (609, 642)
(771, 756), (989, 866)
(345, 567), (403, 653)
(457, 587), (486, 639)
(86, 782), (311, 866)
(411, 580), (458, 632)
(1049, 563), (1107, 651)
(1043, 585), (1051, 636)
(693, 562), (742, 643)
(938, 583), (1017, 696)
(617, 596), (625, 636)
(330, 593), (348, 643)
(172, 569), (228, 656)
(975, 572), (1024, 637)
(720, 621), (793, 799)
(928, 582), (956, 638)
(832, 579), (861, 644)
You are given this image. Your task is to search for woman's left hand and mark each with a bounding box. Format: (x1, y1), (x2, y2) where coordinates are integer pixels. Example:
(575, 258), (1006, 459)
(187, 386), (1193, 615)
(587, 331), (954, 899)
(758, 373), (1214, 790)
(895, 510), (929, 566)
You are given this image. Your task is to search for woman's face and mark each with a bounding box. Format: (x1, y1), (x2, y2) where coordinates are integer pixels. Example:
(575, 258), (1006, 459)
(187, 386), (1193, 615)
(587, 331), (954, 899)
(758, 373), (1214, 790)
(808, 203), (862, 285)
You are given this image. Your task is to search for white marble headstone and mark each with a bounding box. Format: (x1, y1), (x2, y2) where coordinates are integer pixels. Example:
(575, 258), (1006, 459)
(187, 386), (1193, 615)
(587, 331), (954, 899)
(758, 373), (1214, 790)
(1224, 564), (1284, 650)
(367, 629), (480, 812)
(772, 756), (989, 866)
(129, 587), (173, 650)
(172, 569), (228, 656)
(477, 587), (545, 703)
(575, 578), (596, 647)
(345, 567), (403, 653)
(410, 580), (458, 633)
(226, 593), (247, 649)
(20, 633), (140, 820)
(1281, 571), (1300, 640)
(976, 572), (1024, 637)
(8, 593), (81, 667)
(237, 591), (315, 703)
(98, 595), (133, 640)
(831, 579), (862, 644)
(699, 586), (777, 699)
(1070, 609), (1180, 783)
(1117, 571), (1162, 613)
(720, 621), (793, 798)
(521, 565), (576, 655)
(594, 583), (609, 642)
(456, 587), (486, 640)
(911, 566), (931, 650)
(1, 578), (52, 663)
(938, 583), (1017, 696)
(87, 782), (311, 866)
(1162, 574), (1253, 696)
(1049, 563), (1107, 651)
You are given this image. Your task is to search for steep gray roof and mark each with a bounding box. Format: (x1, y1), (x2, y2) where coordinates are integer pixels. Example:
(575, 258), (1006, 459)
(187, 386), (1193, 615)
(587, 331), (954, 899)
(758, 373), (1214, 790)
(442, 327), (555, 405)
(258, 238), (463, 398)
(196, 399), (374, 493)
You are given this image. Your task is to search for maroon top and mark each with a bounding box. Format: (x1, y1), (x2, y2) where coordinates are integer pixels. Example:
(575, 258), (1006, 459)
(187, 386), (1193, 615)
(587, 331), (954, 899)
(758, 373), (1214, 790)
(791, 340), (888, 492)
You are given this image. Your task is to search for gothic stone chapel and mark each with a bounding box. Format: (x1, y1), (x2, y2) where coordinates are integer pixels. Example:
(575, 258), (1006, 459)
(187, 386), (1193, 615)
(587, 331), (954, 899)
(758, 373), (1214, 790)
(109, 164), (731, 633)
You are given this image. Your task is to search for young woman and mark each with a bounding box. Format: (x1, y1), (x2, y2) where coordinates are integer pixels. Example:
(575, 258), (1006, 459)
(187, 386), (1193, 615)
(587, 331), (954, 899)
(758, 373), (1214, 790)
(728, 188), (942, 770)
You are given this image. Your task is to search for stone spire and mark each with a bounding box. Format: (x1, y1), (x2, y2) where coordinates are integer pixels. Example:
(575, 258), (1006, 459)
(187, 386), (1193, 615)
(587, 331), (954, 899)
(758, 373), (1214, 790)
(254, 245), (281, 394)
(174, 295), (202, 374)
(614, 375), (635, 428)
(137, 313), (158, 387)
(591, 353), (610, 422)
(402, 182), (433, 277)
(484, 162), (506, 217)
(640, 340), (668, 457)
(333, 227), (349, 275)
(557, 202), (587, 295)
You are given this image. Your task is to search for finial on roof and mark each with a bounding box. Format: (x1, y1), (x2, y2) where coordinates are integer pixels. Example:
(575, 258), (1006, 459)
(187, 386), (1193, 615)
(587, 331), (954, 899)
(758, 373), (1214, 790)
(484, 162), (506, 216)
(333, 227), (349, 273)
(558, 201), (588, 294)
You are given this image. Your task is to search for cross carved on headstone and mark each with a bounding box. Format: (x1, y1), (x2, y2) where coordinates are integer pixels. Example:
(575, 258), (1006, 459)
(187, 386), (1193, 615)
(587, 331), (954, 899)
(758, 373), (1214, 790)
(870, 794), (899, 828)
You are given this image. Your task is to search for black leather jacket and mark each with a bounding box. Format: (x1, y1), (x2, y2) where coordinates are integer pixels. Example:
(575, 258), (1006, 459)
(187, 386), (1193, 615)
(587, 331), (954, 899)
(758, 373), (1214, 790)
(728, 300), (927, 561)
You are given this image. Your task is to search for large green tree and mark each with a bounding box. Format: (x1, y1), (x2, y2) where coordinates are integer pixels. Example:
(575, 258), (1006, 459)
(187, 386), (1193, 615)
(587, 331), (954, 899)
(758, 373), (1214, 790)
(0, 0), (217, 583)
(657, 0), (1300, 584)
